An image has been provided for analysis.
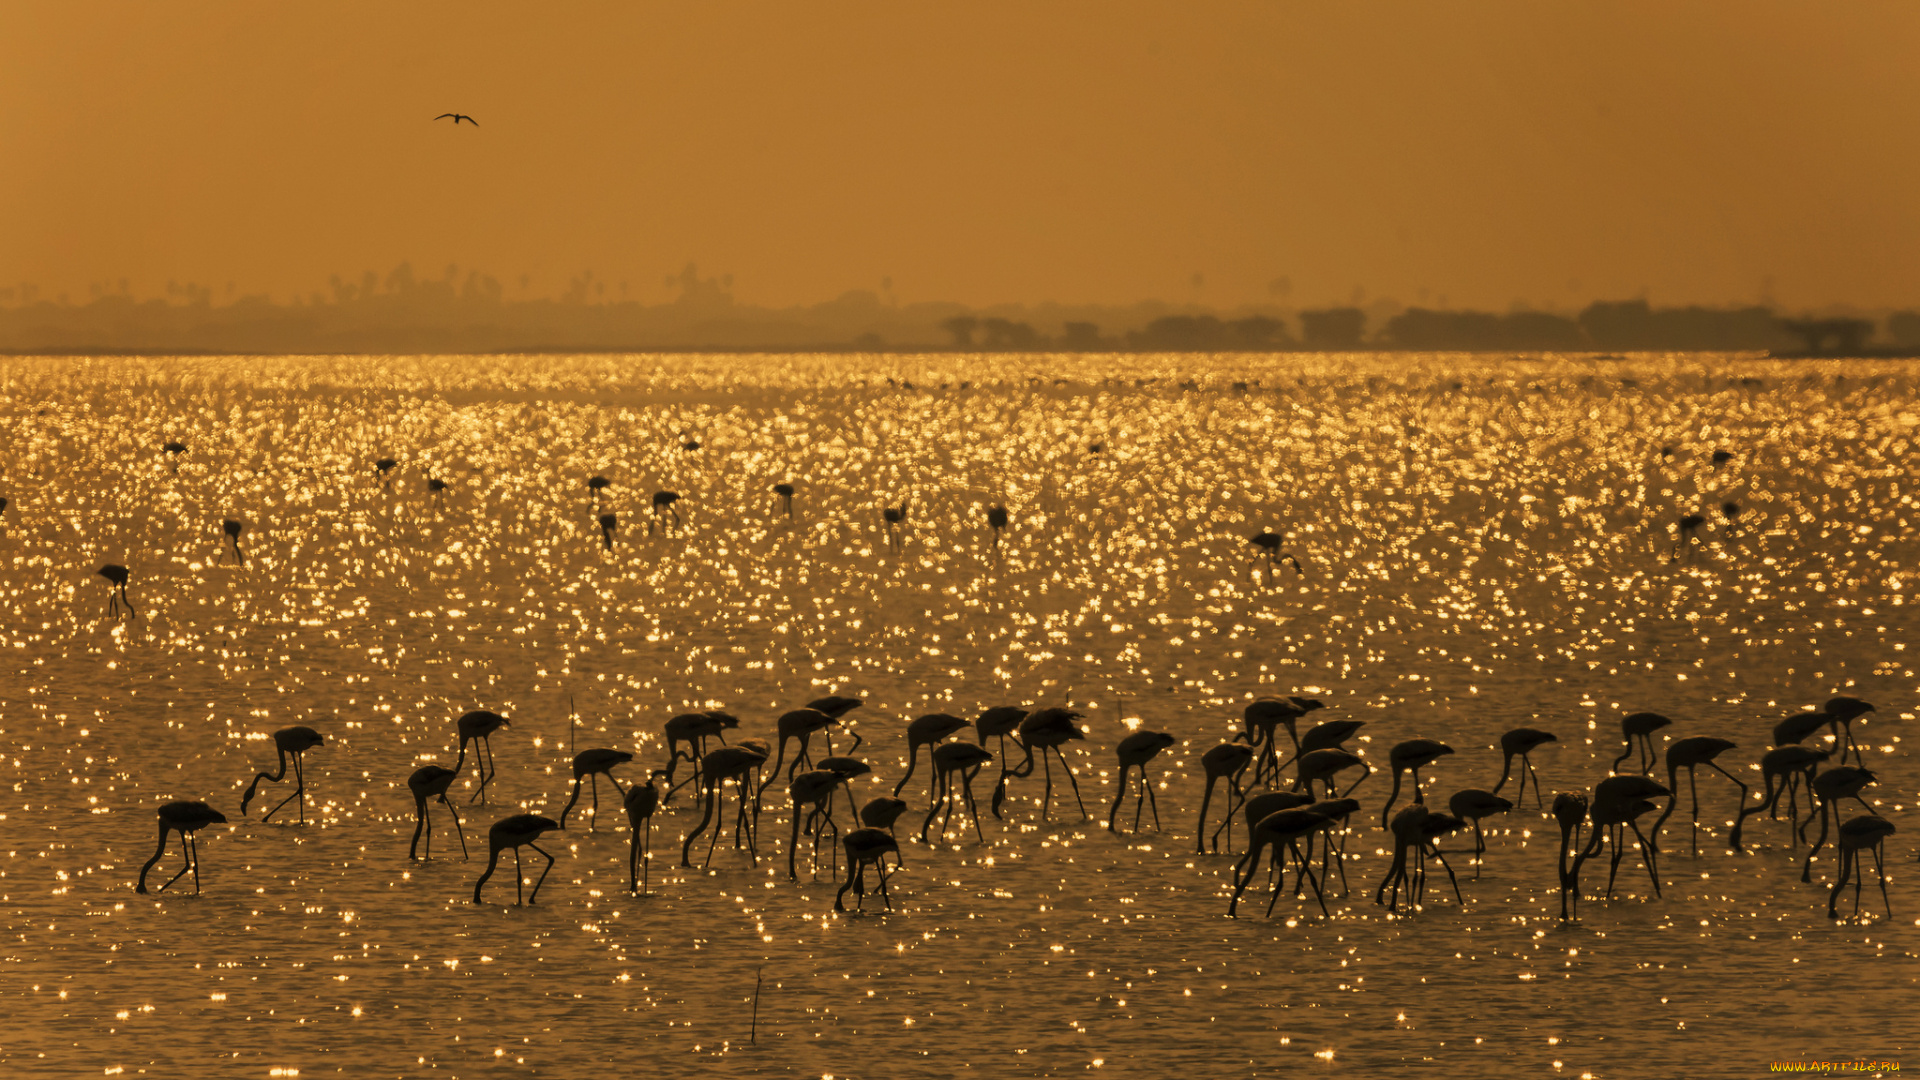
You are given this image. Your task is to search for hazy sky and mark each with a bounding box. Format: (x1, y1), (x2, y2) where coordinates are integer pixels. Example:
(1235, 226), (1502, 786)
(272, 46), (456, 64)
(4, 2), (1916, 310)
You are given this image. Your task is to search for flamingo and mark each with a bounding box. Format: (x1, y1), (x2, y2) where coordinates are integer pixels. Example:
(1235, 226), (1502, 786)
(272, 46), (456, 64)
(773, 482), (796, 519)
(756, 709), (842, 808)
(860, 796), (908, 835)
(1228, 809), (1335, 917)
(681, 745), (767, 868)
(623, 770), (667, 893)
(1108, 730), (1175, 833)
(1589, 775), (1670, 899)
(1376, 805), (1466, 912)
(406, 760), (467, 861)
(1613, 712), (1671, 775)
(882, 499), (910, 552)
(919, 741), (993, 843)
(597, 513), (617, 550)
(1381, 739), (1454, 828)
(1447, 788), (1514, 864)
(1827, 815), (1896, 920)
(99, 564), (134, 618)
(1552, 792), (1591, 921)
(835, 828), (902, 912)
(239, 725), (325, 824)
(1246, 532), (1303, 586)
(472, 815), (562, 905)
(375, 459), (397, 486)
(1800, 766), (1877, 884)
(977, 705), (1029, 818)
(1284, 719), (1365, 773)
(1649, 736), (1746, 856)
(558, 747), (634, 830)
(1294, 748), (1370, 799)
(163, 441), (187, 473)
(1773, 709), (1833, 751)
(1239, 697), (1320, 783)
(787, 770), (851, 880)
(1224, 789), (1314, 879)
(1193, 742), (1255, 853)
(588, 475), (610, 506)
(1011, 708), (1088, 820)
(1490, 727), (1556, 809)
(649, 491), (681, 532)
(1733, 745), (1829, 851)
(894, 713), (970, 798)
(136, 801), (227, 895)
(456, 710), (511, 804)
(1822, 697), (1874, 766)
(662, 710), (738, 804)
(220, 519), (246, 564)
(1673, 513), (1706, 561)
(986, 506), (1009, 552)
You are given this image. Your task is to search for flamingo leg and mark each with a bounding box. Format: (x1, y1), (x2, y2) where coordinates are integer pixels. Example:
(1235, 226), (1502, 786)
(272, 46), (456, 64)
(160, 832), (194, 893)
(527, 843), (555, 904)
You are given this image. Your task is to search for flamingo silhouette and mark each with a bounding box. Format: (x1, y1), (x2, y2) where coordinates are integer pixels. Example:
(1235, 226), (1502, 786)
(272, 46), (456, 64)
(1772, 709), (1832, 751)
(597, 513), (617, 550)
(1228, 808), (1336, 917)
(1822, 696), (1874, 766)
(1447, 788), (1514, 865)
(681, 745), (766, 868)
(773, 482), (796, 519)
(650, 491), (680, 533)
(919, 741), (993, 843)
(1010, 707), (1087, 820)
(588, 476), (610, 506)
(1293, 748), (1370, 799)
(1649, 736), (1745, 856)
(220, 519), (246, 565)
(435, 113), (478, 125)
(163, 441), (187, 473)
(662, 710), (739, 804)
(860, 796), (908, 834)
(1246, 533), (1303, 586)
(1800, 766), (1877, 883)
(1108, 730), (1175, 833)
(1284, 718), (1365, 773)
(1239, 697), (1320, 784)
(1733, 745), (1829, 851)
(623, 770), (667, 893)
(1613, 712), (1671, 774)
(894, 713), (971, 798)
(1828, 815), (1896, 920)
(558, 747), (634, 830)
(882, 499), (910, 552)
(375, 459), (397, 486)
(456, 710), (511, 804)
(976, 705), (1029, 818)
(1376, 805), (1467, 912)
(99, 564), (134, 618)
(1490, 727), (1556, 809)
(1552, 792), (1590, 921)
(756, 708), (840, 808)
(240, 726), (325, 823)
(1193, 742), (1255, 853)
(1380, 739), (1454, 828)
(406, 759), (467, 860)
(986, 506), (1009, 553)
(787, 769), (850, 880)
(1673, 514), (1706, 561)
(136, 801), (227, 895)
(834, 828), (902, 912)
(1589, 775), (1670, 899)
(472, 815), (561, 905)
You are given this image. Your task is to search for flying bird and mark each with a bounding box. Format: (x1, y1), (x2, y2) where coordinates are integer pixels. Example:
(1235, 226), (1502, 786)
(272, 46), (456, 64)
(435, 113), (478, 126)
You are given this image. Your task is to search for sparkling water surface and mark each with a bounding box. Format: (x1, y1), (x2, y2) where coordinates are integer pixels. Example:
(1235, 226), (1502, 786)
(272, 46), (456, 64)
(0, 352), (1914, 1079)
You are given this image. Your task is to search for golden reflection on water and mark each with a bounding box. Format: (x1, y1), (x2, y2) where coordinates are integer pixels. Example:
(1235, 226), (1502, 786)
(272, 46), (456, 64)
(0, 352), (1915, 1077)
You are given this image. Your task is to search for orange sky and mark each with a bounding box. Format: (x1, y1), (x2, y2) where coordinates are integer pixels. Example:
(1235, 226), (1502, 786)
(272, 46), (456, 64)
(3, 1), (1916, 310)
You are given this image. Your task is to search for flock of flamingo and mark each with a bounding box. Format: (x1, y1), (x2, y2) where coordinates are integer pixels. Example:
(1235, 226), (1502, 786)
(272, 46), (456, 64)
(93, 446), (1898, 923)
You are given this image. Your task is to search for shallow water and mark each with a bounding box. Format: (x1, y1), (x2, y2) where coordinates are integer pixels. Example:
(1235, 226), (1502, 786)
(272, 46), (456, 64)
(0, 351), (1914, 1079)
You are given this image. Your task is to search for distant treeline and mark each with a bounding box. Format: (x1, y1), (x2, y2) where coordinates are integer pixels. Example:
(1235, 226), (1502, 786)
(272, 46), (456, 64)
(2, 264), (1915, 354)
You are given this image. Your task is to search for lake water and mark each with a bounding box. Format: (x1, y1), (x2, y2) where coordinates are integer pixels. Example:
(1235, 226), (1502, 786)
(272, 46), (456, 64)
(0, 351), (1913, 1079)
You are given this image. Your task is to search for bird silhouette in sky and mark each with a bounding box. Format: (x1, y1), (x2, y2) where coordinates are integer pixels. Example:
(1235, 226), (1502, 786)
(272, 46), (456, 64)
(435, 113), (478, 126)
